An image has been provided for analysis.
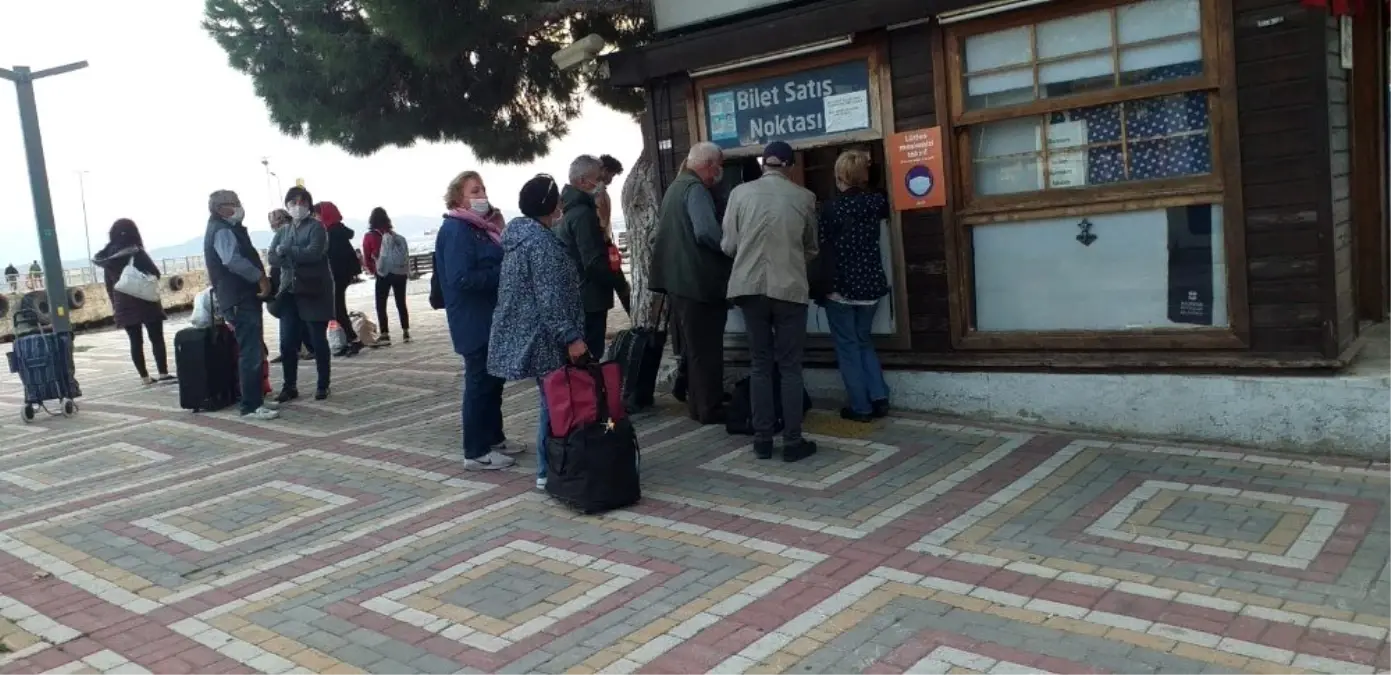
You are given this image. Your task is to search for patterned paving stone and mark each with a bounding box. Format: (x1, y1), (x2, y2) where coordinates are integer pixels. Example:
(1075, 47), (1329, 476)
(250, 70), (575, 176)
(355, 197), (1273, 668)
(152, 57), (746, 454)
(0, 289), (1385, 674)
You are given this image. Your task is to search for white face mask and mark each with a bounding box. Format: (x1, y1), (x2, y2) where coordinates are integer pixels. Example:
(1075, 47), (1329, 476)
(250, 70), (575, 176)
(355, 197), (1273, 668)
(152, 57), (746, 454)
(287, 204), (310, 221)
(469, 199), (490, 215)
(228, 206), (245, 224)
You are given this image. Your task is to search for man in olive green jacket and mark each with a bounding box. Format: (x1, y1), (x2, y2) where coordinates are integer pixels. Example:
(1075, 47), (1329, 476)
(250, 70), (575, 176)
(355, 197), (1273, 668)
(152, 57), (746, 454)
(650, 142), (731, 424)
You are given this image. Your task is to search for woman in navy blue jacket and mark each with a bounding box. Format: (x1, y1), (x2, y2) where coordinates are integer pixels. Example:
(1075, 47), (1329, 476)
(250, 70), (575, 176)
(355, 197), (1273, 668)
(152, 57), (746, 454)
(435, 170), (518, 471)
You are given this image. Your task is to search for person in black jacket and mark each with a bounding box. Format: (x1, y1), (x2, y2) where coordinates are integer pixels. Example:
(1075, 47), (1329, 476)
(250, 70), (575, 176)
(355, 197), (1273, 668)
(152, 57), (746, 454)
(554, 155), (623, 360)
(92, 219), (171, 384)
(317, 201), (364, 356)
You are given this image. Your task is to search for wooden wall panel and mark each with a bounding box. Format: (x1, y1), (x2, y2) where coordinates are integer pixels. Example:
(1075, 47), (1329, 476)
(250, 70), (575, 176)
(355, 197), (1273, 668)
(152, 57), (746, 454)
(1324, 19), (1359, 354)
(888, 23), (953, 352)
(1233, 0), (1330, 355)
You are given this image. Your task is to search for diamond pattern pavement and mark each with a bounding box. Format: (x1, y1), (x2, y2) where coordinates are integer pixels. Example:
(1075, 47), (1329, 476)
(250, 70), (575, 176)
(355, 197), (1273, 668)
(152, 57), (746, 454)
(0, 286), (1386, 674)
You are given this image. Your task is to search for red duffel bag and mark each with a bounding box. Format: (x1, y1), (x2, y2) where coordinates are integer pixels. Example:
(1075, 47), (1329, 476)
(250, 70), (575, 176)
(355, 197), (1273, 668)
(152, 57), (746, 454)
(542, 361), (626, 437)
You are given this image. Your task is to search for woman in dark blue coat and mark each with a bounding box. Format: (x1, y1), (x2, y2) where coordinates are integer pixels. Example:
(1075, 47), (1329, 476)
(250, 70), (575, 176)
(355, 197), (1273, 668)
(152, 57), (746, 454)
(436, 170), (517, 471)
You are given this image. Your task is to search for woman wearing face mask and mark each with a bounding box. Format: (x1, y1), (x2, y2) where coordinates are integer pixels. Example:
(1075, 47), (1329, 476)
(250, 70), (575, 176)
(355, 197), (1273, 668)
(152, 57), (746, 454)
(435, 171), (514, 470)
(488, 174), (588, 490)
(268, 186), (335, 402)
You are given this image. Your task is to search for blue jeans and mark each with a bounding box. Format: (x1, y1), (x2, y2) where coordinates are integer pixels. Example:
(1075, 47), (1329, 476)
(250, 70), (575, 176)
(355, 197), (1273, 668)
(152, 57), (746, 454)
(536, 378), (549, 481)
(231, 301), (265, 415)
(462, 347), (505, 459)
(277, 296), (331, 392)
(824, 300), (889, 415)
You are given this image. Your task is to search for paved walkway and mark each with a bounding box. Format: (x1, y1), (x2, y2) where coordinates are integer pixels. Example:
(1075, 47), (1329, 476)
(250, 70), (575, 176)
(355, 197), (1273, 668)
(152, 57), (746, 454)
(0, 288), (1387, 674)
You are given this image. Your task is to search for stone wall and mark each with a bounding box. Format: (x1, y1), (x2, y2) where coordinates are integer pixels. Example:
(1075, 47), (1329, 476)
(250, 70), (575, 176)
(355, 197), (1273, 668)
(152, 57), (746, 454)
(0, 270), (208, 341)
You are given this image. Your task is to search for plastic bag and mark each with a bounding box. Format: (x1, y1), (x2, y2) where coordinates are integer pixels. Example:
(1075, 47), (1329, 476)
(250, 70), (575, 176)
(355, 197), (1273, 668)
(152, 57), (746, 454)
(327, 321), (347, 352)
(191, 289), (216, 328)
(349, 311), (377, 346)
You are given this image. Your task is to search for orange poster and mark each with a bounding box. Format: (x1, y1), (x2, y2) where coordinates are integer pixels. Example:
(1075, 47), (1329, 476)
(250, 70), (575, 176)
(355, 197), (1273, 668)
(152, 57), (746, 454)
(886, 127), (946, 211)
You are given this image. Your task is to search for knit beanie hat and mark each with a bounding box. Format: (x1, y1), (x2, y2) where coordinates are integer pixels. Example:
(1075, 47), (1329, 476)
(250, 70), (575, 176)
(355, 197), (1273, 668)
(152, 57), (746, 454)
(519, 174), (560, 219)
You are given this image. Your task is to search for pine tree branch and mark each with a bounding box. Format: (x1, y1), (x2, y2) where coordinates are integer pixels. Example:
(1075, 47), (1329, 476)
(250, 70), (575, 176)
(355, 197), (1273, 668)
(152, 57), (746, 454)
(516, 0), (651, 35)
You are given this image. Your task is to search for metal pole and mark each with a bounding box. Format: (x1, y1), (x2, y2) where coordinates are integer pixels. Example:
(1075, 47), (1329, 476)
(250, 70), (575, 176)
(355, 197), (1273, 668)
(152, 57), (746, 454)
(4, 64), (87, 333)
(78, 170), (92, 283)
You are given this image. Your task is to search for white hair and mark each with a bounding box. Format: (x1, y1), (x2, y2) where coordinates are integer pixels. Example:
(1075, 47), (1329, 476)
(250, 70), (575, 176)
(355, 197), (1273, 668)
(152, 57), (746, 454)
(686, 142), (723, 170)
(568, 154), (603, 184)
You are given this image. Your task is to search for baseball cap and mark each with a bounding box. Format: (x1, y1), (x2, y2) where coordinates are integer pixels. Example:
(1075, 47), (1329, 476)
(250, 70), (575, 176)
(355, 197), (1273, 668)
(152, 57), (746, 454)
(762, 141), (795, 167)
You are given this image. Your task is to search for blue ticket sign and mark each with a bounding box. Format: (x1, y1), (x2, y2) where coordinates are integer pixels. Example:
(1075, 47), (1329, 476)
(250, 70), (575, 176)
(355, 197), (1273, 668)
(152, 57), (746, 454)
(704, 59), (873, 150)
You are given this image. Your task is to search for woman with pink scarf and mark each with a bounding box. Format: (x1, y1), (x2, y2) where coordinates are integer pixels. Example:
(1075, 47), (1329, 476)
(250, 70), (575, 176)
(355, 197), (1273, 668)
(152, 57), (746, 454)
(435, 171), (517, 470)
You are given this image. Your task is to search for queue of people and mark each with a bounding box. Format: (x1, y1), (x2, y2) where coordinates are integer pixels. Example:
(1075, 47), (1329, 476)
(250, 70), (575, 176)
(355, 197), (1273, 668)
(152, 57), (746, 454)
(101, 140), (886, 474)
(652, 140), (893, 461)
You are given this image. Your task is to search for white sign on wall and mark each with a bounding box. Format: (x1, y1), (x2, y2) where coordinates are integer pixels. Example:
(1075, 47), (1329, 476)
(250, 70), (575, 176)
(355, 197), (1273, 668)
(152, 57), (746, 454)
(653, 0), (799, 32)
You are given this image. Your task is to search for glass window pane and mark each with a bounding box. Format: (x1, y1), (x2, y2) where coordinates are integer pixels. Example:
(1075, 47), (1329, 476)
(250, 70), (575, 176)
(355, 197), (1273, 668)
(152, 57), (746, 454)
(1119, 37), (1203, 85)
(972, 116), (1043, 195)
(1039, 53), (1115, 98)
(964, 26), (1032, 73)
(1117, 0), (1200, 44)
(972, 204), (1227, 331)
(965, 68), (1035, 110)
(1125, 92), (1212, 180)
(1036, 10), (1112, 59)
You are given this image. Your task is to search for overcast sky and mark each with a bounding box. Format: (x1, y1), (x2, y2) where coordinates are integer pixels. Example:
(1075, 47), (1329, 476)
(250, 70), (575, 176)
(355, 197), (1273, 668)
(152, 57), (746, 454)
(0, 0), (643, 266)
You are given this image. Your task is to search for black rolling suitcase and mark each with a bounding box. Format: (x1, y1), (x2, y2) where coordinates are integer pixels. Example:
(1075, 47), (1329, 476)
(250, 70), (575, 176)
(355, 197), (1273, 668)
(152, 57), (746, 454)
(604, 298), (669, 411)
(175, 324), (239, 412)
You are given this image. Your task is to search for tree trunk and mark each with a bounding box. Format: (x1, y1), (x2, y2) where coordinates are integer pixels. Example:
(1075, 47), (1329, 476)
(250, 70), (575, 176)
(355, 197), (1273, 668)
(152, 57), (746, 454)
(620, 145), (662, 329)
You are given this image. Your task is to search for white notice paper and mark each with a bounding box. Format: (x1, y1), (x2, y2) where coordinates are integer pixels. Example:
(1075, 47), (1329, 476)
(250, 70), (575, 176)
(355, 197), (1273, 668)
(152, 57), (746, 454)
(823, 90), (869, 134)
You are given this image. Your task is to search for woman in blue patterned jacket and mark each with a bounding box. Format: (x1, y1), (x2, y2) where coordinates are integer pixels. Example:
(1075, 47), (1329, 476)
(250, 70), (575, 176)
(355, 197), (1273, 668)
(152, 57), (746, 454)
(488, 174), (589, 490)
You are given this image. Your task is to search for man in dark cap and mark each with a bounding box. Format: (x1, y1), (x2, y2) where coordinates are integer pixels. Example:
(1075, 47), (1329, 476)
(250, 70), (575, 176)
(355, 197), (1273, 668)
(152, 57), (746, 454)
(721, 140), (819, 462)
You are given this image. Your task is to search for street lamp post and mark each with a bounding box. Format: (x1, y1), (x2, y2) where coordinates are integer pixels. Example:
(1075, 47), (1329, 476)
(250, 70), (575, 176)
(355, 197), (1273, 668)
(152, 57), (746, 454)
(0, 61), (88, 334)
(261, 157), (283, 215)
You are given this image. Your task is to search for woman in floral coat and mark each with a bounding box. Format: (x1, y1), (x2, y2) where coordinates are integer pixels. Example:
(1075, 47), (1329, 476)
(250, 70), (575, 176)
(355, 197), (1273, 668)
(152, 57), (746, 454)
(488, 174), (589, 490)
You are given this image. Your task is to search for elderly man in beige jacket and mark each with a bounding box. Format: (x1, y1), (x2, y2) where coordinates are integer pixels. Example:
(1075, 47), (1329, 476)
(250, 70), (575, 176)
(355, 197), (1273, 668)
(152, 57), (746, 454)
(721, 141), (819, 463)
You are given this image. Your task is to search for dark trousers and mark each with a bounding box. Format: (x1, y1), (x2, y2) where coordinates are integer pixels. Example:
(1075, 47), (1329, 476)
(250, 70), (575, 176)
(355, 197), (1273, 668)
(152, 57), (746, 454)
(738, 295), (808, 443)
(123, 321), (167, 379)
(333, 278), (358, 344)
(231, 302), (265, 414)
(375, 274), (409, 335)
(671, 296), (727, 423)
(461, 346), (505, 459)
(584, 311), (608, 361)
(278, 296), (331, 392)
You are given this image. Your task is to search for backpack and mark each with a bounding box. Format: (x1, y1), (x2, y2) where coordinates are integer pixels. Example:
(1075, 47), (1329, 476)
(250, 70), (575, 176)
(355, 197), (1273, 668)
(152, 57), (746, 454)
(376, 231), (410, 277)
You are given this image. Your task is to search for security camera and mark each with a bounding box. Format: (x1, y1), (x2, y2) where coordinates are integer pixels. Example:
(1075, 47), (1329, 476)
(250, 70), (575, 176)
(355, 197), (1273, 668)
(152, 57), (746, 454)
(553, 34), (606, 71)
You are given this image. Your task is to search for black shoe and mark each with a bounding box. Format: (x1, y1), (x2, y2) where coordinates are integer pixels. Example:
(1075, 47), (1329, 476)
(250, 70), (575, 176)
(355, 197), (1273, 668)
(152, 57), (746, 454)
(783, 440), (818, 462)
(871, 399), (890, 419)
(333, 348), (349, 358)
(348, 342), (364, 355)
(314, 388), (329, 400)
(275, 388), (299, 403)
(378, 332), (392, 343)
(401, 331), (411, 343)
(753, 441), (773, 460)
(840, 407), (874, 423)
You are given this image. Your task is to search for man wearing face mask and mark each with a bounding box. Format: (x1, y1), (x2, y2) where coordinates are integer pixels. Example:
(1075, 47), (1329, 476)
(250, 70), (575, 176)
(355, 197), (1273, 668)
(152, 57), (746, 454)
(555, 154), (624, 360)
(203, 189), (279, 420)
(650, 142), (732, 425)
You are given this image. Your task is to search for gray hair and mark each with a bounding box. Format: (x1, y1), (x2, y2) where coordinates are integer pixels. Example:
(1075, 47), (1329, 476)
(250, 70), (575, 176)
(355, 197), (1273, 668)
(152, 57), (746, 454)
(208, 189), (240, 213)
(685, 142), (723, 170)
(568, 155), (603, 185)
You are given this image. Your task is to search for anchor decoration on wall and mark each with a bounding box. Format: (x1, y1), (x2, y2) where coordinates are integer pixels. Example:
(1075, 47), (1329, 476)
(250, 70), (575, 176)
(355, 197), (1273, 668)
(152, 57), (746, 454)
(1076, 218), (1097, 246)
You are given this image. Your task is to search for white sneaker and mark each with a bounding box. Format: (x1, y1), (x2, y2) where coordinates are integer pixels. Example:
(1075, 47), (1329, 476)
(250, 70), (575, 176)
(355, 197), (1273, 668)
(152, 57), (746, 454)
(241, 406), (280, 421)
(494, 442), (522, 455)
(536, 476), (547, 490)
(464, 452), (515, 471)
(260, 401), (281, 411)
